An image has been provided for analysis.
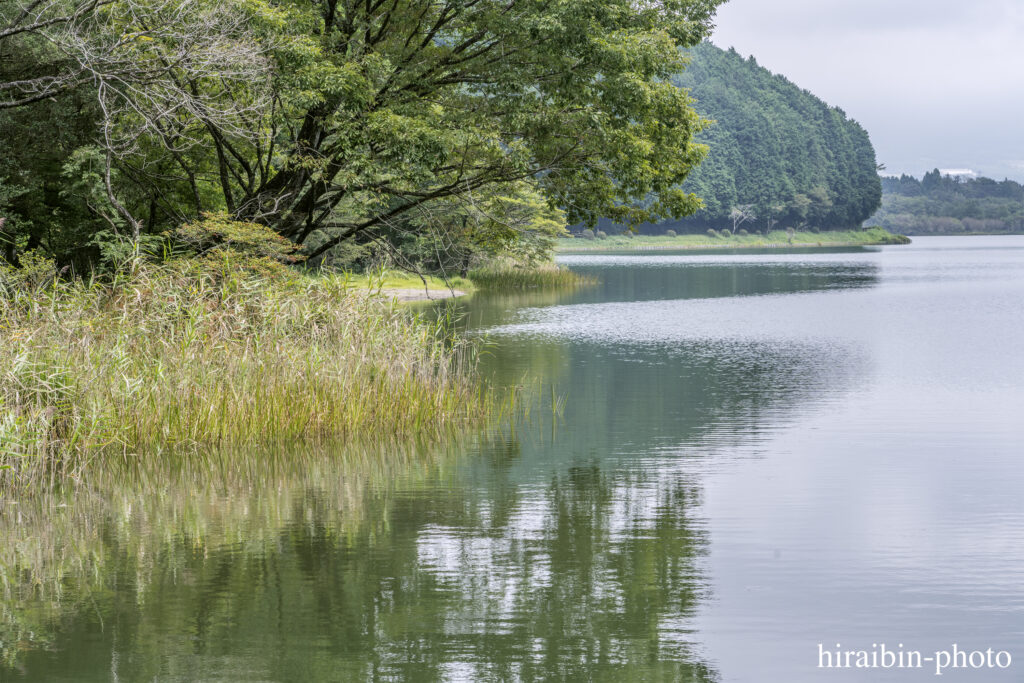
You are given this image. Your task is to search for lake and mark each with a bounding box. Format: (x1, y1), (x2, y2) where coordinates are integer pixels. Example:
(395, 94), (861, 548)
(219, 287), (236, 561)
(3, 236), (1024, 681)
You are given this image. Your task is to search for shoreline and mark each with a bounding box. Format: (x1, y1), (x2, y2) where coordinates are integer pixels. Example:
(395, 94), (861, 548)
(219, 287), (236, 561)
(558, 240), (898, 253)
(556, 228), (910, 253)
(382, 287), (468, 302)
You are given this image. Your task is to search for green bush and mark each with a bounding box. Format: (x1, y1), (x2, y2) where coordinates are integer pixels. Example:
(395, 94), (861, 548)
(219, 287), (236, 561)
(706, 229), (718, 238)
(665, 229), (677, 237)
(581, 229), (595, 240)
(0, 251), (56, 295)
(738, 229), (748, 236)
(719, 228), (731, 237)
(596, 230), (608, 239)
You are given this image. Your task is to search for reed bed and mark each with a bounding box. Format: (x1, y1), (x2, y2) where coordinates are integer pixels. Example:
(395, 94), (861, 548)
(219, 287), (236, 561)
(469, 261), (595, 291)
(0, 258), (487, 488)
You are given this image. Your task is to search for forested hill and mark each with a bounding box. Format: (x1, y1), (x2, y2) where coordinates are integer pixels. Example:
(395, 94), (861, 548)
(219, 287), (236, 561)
(633, 43), (882, 234)
(868, 171), (1024, 235)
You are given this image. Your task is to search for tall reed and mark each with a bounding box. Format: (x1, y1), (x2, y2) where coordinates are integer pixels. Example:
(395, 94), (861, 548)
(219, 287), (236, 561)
(0, 258), (486, 487)
(469, 261), (595, 290)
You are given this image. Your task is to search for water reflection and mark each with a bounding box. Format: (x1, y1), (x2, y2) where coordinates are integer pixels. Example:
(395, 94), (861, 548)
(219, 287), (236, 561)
(1, 247), (879, 682)
(1, 434), (720, 680)
(9, 239), (1024, 681)
(557, 249), (882, 304)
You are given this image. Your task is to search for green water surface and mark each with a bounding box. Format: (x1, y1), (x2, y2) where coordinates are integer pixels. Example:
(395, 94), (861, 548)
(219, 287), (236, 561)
(4, 237), (1024, 682)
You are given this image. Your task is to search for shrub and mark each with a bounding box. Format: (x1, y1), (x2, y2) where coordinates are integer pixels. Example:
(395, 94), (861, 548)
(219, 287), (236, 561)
(596, 230), (607, 239)
(738, 229), (749, 236)
(719, 228), (732, 237)
(665, 229), (677, 237)
(581, 229), (595, 240)
(623, 231), (634, 238)
(171, 212), (303, 265)
(706, 229), (718, 238)
(0, 250), (56, 295)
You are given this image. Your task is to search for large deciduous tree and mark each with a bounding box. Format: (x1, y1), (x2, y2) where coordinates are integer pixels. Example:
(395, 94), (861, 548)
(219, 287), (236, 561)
(1, 0), (271, 261)
(3, 0), (724, 265)
(110, 0), (724, 257)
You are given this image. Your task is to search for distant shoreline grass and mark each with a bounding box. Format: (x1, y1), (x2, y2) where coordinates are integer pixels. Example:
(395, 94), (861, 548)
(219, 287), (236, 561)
(558, 227), (910, 252)
(340, 269), (474, 296)
(0, 259), (489, 489)
(339, 264), (596, 298)
(469, 262), (597, 290)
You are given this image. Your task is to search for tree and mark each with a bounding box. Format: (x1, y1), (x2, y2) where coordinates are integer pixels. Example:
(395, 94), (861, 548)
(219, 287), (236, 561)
(729, 204), (755, 232)
(99, 0), (724, 257)
(384, 180), (568, 278)
(1, 0), (273, 260)
(1, 1), (109, 110)
(764, 201), (785, 231)
(662, 42), (881, 234)
(2, 0), (725, 268)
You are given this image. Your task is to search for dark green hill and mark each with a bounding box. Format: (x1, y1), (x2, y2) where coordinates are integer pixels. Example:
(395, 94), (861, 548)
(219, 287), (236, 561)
(615, 43), (882, 235)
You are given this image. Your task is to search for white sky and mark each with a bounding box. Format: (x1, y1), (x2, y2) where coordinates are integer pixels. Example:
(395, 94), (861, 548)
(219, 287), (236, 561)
(707, 0), (1024, 181)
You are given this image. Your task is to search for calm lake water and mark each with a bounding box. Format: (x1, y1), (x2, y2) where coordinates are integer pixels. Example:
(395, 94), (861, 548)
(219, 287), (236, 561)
(4, 236), (1024, 681)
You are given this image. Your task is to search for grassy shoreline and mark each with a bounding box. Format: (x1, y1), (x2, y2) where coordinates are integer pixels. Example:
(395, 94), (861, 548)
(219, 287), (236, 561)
(341, 264), (594, 299)
(469, 262), (596, 290)
(0, 259), (488, 489)
(557, 227), (910, 252)
(341, 270), (474, 299)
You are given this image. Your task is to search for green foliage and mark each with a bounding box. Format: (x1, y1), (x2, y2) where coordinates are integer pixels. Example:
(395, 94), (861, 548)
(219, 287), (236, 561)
(381, 181), (569, 278)
(642, 43), (883, 234)
(2, 0), (725, 270)
(0, 251), (55, 294)
(172, 212), (304, 263)
(558, 227), (908, 251)
(870, 172), (1024, 234)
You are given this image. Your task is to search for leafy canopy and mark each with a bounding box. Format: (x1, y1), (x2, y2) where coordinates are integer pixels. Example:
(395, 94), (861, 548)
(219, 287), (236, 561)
(1, 0), (724, 269)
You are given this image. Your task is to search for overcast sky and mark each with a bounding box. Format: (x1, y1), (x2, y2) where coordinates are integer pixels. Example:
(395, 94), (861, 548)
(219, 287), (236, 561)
(707, 0), (1024, 181)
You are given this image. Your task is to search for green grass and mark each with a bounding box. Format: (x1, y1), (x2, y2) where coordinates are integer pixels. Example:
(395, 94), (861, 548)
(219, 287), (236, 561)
(469, 262), (596, 290)
(0, 258), (488, 488)
(339, 268), (474, 294)
(558, 227), (910, 252)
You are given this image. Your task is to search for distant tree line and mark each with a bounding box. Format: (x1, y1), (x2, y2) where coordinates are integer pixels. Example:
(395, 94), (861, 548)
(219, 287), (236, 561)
(592, 43), (882, 236)
(869, 170), (1024, 235)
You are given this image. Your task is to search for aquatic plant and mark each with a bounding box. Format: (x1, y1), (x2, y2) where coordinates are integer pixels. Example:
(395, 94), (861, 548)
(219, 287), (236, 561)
(0, 256), (486, 487)
(469, 262), (595, 291)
